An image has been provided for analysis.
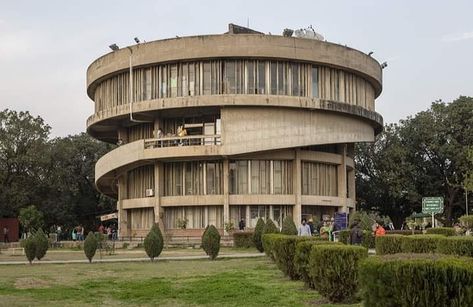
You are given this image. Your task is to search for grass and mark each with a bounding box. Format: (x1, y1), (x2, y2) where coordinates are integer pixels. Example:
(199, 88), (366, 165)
(0, 257), (359, 306)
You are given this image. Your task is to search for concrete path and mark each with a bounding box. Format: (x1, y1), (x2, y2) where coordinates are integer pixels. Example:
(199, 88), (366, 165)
(0, 253), (265, 265)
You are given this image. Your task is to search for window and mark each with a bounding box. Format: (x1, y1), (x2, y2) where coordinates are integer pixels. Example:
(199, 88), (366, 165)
(291, 63), (300, 96)
(246, 61), (255, 94)
(270, 61), (278, 95)
(126, 165), (155, 199)
(170, 64), (178, 97)
(311, 66), (318, 98)
(301, 162), (338, 196)
(250, 160), (270, 194)
(206, 162), (223, 194)
(203, 62), (211, 95)
(224, 61), (236, 94)
(229, 161), (248, 194)
(273, 161), (293, 194)
(257, 61), (266, 94)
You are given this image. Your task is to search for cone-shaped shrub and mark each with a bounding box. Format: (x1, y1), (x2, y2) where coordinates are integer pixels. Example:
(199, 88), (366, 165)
(34, 229), (49, 260)
(84, 231), (98, 263)
(281, 217), (298, 235)
(24, 235), (36, 264)
(202, 225), (220, 260)
(253, 218), (265, 252)
(144, 224), (164, 262)
(263, 218), (279, 235)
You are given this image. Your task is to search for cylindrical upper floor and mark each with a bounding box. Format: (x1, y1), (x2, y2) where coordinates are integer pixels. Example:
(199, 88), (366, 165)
(86, 34), (383, 142)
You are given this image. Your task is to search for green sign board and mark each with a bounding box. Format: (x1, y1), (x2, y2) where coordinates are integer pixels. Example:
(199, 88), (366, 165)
(422, 197), (444, 214)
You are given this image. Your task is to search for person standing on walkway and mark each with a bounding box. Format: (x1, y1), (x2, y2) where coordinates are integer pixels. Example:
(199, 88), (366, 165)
(298, 219), (312, 236)
(238, 218), (246, 231)
(349, 221), (363, 245)
(3, 226), (9, 243)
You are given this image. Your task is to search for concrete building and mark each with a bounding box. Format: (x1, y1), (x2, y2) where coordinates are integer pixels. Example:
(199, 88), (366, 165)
(86, 24), (383, 239)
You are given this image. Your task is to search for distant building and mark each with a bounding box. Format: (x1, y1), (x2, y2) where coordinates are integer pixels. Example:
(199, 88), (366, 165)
(86, 24), (383, 239)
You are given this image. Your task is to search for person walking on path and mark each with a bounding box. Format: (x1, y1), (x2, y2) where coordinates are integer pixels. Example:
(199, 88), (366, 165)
(298, 219), (312, 236)
(3, 226), (9, 243)
(238, 218), (246, 231)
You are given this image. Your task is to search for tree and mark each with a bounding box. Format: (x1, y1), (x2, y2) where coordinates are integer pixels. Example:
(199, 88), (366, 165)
(84, 231), (98, 263)
(0, 109), (51, 218)
(18, 205), (44, 236)
(281, 216), (298, 235)
(201, 225), (221, 260)
(356, 97), (473, 226)
(253, 218), (265, 252)
(144, 224), (164, 262)
(263, 218), (279, 234)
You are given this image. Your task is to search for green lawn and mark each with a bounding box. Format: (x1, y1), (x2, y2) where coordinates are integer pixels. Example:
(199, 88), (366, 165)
(0, 257), (359, 306)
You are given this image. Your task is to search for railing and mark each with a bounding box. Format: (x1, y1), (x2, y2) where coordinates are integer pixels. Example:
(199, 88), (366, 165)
(144, 134), (221, 149)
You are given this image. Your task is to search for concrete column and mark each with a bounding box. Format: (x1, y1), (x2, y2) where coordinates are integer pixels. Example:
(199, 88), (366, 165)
(337, 144), (348, 213)
(293, 149), (302, 223)
(223, 159), (230, 234)
(117, 173), (128, 238)
(154, 161), (165, 234)
(117, 127), (128, 143)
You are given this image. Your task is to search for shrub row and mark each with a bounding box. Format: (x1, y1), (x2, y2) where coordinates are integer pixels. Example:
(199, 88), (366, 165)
(385, 229), (422, 235)
(425, 227), (457, 236)
(262, 233), (364, 303)
(233, 232), (255, 248)
(376, 234), (473, 257)
(360, 254), (473, 306)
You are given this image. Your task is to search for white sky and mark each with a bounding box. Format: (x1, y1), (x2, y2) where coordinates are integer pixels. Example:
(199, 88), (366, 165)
(1, 0), (472, 137)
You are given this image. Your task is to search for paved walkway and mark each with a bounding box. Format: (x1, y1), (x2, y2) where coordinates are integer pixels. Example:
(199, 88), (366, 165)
(0, 253), (265, 265)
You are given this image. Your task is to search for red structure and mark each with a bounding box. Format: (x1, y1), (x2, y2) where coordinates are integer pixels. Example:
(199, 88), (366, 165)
(0, 218), (20, 242)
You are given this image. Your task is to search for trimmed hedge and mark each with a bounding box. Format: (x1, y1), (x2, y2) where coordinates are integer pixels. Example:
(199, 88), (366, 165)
(400, 234), (444, 254)
(294, 240), (338, 288)
(262, 233), (279, 260)
(84, 231), (98, 263)
(202, 225), (221, 260)
(263, 218), (280, 235)
(233, 231), (255, 248)
(144, 224), (164, 262)
(375, 235), (404, 255)
(426, 227), (456, 236)
(338, 229), (350, 244)
(359, 254), (473, 306)
(437, 236), (473, 257)
(460, 215), (473, 229)
(309, 244), (368, 303)
(253, 218), (265, 252)
(281, 217), (298, 235)
(271, 235), (325, 280)
(385, 230), (422, 235)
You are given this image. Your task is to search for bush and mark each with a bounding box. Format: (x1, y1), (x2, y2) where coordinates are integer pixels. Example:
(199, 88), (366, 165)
(202, 225), (220, 260)
(375, 235), (404, 255)
(271, 235), (320, 280)
(338, 229), (350, 244)
(144, 224), (164, 262)
(84, 231), (98, 263)
(262, 233), (279, 260)
(33, 229), (49, 260)
(426, 227), (456, 236)
(263, 218), (279, 235)
(253, 218), (265, 252)
(294, 240), (338, 288)
(308, 245), (368, 303)
(233, 232), (255, 248)
(281, 217), (298, 235)
(400, 234), (444, 254)
(359, 254), (473, 306)
(24, 236), (36, 264)
(361, 230), (375, 249)
(386, 230), (422, 235)
(437, 236), (473, 257)
(460, 215), (473, 229)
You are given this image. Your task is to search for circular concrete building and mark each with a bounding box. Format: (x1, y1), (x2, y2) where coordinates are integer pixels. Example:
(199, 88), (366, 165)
(86, 24), (383, 239)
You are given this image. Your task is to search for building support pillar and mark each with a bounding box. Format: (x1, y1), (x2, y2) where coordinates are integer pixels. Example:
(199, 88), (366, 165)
(223, 159), (230, 234)
(337, 144), (348, 213)
(294, 149), (302, 224)
(117, 173), (128, 238)
(154, 161), (165, 234)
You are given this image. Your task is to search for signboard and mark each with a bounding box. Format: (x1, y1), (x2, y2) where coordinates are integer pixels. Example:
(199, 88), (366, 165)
(422, 197), (444, 214)
(334, 212), (348, 230)
(100, 212), (118, 221)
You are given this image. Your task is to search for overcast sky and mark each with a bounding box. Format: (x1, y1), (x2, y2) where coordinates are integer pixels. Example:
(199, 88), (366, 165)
(1, 0), (472, 138)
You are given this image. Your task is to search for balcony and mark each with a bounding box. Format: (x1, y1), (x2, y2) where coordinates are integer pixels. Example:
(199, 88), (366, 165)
(144, 134), (221, 149)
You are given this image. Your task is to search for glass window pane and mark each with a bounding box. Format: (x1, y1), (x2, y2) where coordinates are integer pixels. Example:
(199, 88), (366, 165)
(257, 61), (266, 94)
(270, 62), (277, 95)
(246, 61), (255, 94)
(312, 66), (318, 97)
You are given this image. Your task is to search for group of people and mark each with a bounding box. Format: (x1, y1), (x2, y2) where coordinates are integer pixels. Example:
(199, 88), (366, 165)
(297, 218), (341, 241)
(349, 221), (386, 245)
(98, 224), (117, 240)
(71, 225), (85, 241)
